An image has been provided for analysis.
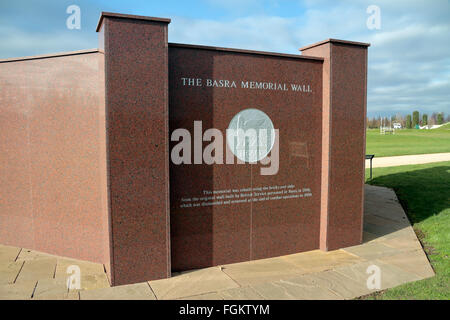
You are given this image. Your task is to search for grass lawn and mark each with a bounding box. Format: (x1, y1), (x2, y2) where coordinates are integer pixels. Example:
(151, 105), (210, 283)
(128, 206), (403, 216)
(438, 123), (450, 130)
(364, 161), (450, 299)
(366, 127), (450, 157)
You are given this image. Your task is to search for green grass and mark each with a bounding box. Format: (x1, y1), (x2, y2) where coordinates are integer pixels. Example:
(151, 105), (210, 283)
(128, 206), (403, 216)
(364, 161), (450, 299)
(366, 128), (450, 157)
(436, 122), (450, 130)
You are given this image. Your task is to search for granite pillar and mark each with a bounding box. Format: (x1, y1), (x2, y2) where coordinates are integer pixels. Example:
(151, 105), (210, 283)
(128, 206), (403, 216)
(300, 39), (369, 251)
(97, 13), (171, 285)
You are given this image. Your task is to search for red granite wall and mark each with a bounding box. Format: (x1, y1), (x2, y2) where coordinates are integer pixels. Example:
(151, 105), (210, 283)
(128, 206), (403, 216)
(301, 40), (369, 251)
(0, 51), (111, 267)
(98, 13), (171, 286)
(168, 44), (324, 271)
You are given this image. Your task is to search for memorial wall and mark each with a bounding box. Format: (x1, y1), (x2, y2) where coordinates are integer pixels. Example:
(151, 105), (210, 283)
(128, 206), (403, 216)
(0, 12), (369, 286)
(168, 44), (323, 271)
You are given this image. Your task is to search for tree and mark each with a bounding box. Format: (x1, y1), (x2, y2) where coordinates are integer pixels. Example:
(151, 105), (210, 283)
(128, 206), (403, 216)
(422, 114), (428, 126)
(430, 112), (437, 125)
(412, 111), (420, 127)
(437, 113), (444, 125)
(390, 115), (396, 125)
(372, 117), (380, 128)
(406, 114), (412, 129)
(395, 113), (405, 127)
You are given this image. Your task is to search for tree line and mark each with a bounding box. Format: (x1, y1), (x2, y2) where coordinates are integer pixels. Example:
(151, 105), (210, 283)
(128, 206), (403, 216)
(367, 111), (449, 129)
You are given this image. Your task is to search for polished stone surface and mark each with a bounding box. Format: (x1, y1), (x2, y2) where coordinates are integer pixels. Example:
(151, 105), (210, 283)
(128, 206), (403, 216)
(98, 13), (171, 286)
(301, 40), (368, 251)
(0, 52), (110, 266)
(169, 45), (324, 271)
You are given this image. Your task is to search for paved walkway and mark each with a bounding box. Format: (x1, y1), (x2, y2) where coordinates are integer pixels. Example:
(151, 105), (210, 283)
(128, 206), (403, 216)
(0, 185), (434, 300)
(366, 152), (450, 168)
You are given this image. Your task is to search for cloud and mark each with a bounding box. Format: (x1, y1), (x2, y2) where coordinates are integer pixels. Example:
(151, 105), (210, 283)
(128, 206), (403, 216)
(170, 0), (450, 117)
(169, 15), (299, 52)
(0, 0), (104, 58)
(204, 0), (262, 12)
(0, 25), (96, 58)
(0, 0), (448, 117)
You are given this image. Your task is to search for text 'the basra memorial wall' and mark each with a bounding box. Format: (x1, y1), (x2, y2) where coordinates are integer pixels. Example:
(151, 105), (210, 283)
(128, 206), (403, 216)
(0, 12), (369, 286)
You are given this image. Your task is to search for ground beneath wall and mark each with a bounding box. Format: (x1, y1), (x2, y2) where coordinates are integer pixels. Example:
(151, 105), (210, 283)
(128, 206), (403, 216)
(0, 185), (434, 300)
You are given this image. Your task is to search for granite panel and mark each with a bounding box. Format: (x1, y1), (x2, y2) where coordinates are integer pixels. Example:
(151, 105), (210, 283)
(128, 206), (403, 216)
(301, 40), (369, 251)
(0, 52), (110, 264)
(99, 15), (171, 285)
(169, 46), (323, 270)
(327, 44), (367, 249)
(299, 43), (331, 251)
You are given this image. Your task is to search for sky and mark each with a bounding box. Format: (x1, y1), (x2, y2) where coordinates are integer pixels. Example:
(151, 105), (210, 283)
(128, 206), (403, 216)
(0, 0), (449, 118)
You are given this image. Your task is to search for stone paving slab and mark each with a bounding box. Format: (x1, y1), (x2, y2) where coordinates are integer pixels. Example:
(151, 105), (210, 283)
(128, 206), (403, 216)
(281, 249), (364, 273)
(55, 258), (106, 279)
(177, 292), (224, 300)
(218, 286), (265, 300)
(334, 260), (422, 291)
(362, 231), (379, 243)
(71, 274), (111, 291)
(80, 283), (156, 300)
(0, 261), (23, 285)
(363, 222), (399, 237)
(375, 226), (419, 242)
(377, 250), (435, 279)
(0, 281), (36, 300)
(292, 270), (372, 299)
(0, 245), (21, 263)
(33, 291), (80, 300)
(15, 249), (58, 262)
(15, 258), (57, 284)
(380, 236), (424, 252)
(221, 256), (306, 286)
(32, 278), (80, 300)
(364, 214), (409, 229)
(54, 258), (110, 291)
(249, 277), (343, 300)
(343, 242), (403, 260)
(149, 267), (239, 300)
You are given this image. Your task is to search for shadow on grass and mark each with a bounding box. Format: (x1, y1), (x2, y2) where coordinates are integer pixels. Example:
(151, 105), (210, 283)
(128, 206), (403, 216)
(363, 163), (450, 299)
(366, 165), (450, 224)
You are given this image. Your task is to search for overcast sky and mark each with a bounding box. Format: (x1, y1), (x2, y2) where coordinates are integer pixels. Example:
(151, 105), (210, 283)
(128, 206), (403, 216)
(0, 0), (449, 118)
